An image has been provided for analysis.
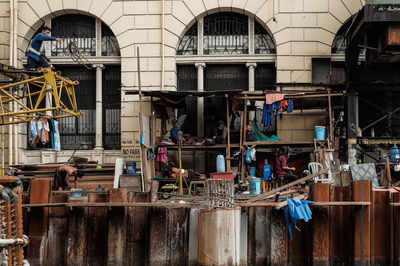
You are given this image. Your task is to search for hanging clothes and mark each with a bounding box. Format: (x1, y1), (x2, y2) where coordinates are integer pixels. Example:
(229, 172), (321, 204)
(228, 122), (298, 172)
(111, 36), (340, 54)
(157, 147), (167, 163)
(53, 120), (61, 151)
(280, 100), (288, 112)
(28, 120), (37, 144)
(262, 103), (272, 127)
(287, 99), (294, 113)
(265, 93), (286, 105)
(49, 119), (56, 150)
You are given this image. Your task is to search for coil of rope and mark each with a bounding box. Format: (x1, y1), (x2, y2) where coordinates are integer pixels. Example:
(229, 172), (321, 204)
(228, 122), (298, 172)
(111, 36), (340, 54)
(65, 41), (94, 69)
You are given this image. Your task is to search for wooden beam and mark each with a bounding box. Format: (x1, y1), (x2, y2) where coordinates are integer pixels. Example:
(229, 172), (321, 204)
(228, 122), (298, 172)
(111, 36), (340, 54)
(246, 168), (329, 203)
(226, 96), (231, 171)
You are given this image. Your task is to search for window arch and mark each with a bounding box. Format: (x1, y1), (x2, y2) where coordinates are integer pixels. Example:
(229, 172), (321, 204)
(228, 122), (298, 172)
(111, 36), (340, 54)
(26, 14), (121, 150)
(177, 12), (276, 55)
(332, 17), (353, 54)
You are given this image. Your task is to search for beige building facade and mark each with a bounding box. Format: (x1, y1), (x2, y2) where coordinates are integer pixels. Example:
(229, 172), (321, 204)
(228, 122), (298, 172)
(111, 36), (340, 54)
(0, 0), (364, 166)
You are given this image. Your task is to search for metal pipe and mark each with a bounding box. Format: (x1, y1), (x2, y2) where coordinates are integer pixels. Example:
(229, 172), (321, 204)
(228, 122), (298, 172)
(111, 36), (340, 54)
(8, 0), (15, 167)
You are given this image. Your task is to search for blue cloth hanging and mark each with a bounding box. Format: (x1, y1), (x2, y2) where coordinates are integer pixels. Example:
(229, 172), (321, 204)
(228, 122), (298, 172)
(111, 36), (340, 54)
(287, 99), (294, 113)
(282, 198), (314, 239)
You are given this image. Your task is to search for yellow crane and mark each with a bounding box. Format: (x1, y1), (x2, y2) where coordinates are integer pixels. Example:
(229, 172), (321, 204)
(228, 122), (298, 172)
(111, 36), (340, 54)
(0, 63), (82, 124)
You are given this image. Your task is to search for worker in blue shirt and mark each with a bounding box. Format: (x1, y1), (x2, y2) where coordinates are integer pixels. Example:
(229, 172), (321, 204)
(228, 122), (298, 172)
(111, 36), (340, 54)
(26, 25), (62, 70)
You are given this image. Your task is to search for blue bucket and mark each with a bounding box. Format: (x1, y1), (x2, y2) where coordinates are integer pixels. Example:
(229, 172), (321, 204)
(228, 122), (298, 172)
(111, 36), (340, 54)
(71, 188), (83, 198)
(250, 167), (256, 177)
(126, 162), (136, 174)
(315, 126), (326, 141)
(249, 177), (261, 195)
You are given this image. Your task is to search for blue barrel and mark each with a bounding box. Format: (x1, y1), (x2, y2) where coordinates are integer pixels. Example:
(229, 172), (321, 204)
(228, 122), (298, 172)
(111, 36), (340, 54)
(71, 188), (83, 198)
(315, 126), (326, 141)
(264, 164), (271, 181)
(249, 178), (261, 195)
(250, 167), (256, 177)
(216, 155), (225, 173)
(390, 145), (400, 163)
(126, 162), (136, 174)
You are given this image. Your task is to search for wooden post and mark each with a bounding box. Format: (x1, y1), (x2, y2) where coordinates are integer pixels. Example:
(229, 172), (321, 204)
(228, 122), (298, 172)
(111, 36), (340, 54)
(226, 95), (231, 171)
(240, 95), (248, 182)
(328, 90), (333, 149)
(393, 193), (400, 265)
(137, 47), (146, 192)
(310, 183), (330, 265)
(353, 180), (371, 266)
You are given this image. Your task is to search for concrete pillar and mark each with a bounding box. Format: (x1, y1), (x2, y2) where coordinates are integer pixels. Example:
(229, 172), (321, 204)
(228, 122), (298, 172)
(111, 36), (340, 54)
(94, 64), (104, 150)
(246, 62), (257, 121)
(195, 63), (206, 137)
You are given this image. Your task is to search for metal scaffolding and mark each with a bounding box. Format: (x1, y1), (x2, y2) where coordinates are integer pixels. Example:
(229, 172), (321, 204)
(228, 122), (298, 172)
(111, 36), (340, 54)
(0, 64), (82, 125)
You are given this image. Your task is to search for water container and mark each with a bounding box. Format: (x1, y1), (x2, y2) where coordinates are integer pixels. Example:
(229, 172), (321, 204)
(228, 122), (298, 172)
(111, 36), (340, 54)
(70, 188), (83, 198)
(263, 160), (271, 181)
(390, 145), (400, 163)
(126, 162), (136, 174)
(216, 155), (226, 173)
(249, 167), (256, 177)
(315, 126), (326, 141)
(249, 178), (261, 195)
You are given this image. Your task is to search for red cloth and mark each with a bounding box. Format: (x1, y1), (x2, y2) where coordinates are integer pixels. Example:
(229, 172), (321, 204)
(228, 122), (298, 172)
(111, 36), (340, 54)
(274, 155), (287, 178)
(266, 93), (286, 105)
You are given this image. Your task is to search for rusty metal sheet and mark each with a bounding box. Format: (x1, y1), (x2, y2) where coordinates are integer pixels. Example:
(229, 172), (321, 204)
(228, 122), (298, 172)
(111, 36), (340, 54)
(109, 188), (128, 203)
(247, 207), (272, 265)
(107, 207), (127, 266)
(393, 193), (400, 265)
(371, 190), (391, 265)
(126, 193), (150, 265)
(86, 191), (108, 266)
(270, 209), (288, 266)
(43, 217), (68, 265)
(330, 186), (353, 265)
(353, 180), (371, 266)
(66, 206), (88, 266)
(310, 183), (330, 265)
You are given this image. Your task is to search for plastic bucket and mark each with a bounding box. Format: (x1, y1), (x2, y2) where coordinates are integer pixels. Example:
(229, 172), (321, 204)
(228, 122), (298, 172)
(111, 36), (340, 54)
(126, 162), (136, 174)
(250, 167), (256, 177)
(315, 126), (326, 141)
(71, 188), (83, 198)
(249, 178), (261, 195)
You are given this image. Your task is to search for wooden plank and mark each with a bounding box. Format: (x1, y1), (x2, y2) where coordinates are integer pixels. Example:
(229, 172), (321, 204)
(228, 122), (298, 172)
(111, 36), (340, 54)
(353, 180), (371, 266)
(247, 169), (329, 203)
(311, 183), (330, 266)
(0, 176), (16, 183)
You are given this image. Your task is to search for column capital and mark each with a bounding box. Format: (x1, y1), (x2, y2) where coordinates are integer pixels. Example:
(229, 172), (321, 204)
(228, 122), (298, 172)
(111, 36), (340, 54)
(195, 62), (206, 69)
(246, 62), (257, 69)
(93, 64), (104, 69)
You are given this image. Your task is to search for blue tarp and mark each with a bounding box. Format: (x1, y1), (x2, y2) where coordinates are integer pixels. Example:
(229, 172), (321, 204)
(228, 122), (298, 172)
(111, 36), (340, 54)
(282, 198), (314, 239)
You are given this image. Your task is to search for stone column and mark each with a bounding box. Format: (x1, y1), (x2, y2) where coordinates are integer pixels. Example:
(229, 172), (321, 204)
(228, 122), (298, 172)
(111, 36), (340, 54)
(195, 63), (206, 137)
(246, 62), (257, 121)
(94, 64), (104, 150)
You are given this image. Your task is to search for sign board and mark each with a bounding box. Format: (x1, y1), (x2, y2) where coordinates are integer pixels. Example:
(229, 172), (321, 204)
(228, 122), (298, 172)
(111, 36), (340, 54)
(121, 139), (141, 161)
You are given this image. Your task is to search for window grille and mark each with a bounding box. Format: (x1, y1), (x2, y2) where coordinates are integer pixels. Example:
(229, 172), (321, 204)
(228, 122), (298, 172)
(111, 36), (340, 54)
(177, 22), (198, 55)
(255, 22), (276, 54)
(58, 67), (96, 150)
(103, 66), (121, 149)
(102, 22), (120, 56)
(203, 13), (249, 55)
(51, 15), (96, 56)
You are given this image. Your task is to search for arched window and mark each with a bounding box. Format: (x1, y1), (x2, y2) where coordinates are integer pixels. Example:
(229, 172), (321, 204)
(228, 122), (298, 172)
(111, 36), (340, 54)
(26, 14), (121, 150)
(176, 12), (277, 137)
(177, 12), (275, 55)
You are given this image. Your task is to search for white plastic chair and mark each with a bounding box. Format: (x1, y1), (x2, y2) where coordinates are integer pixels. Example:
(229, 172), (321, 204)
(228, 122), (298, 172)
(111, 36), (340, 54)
(308, 162), (333, 183)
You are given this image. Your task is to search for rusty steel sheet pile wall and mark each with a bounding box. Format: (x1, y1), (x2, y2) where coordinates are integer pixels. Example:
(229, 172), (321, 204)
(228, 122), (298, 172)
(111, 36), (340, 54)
(23, 182), (400, 266)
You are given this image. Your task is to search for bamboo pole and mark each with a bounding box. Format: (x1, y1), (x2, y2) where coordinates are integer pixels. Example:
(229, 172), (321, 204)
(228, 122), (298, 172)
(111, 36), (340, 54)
(225, 95), (231, 171)
(137, 47), (145, 192)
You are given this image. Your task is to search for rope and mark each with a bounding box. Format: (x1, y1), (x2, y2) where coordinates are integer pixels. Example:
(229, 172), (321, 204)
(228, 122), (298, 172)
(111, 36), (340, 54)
(65, 41), (94, 70)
